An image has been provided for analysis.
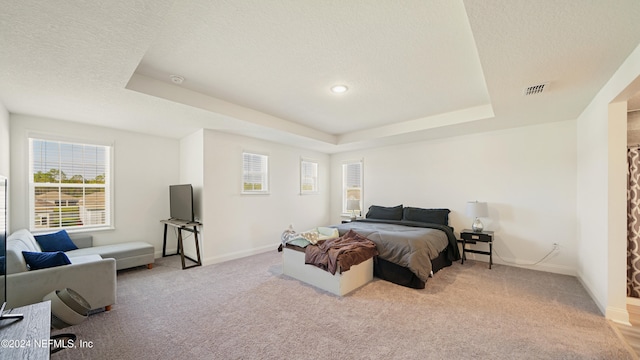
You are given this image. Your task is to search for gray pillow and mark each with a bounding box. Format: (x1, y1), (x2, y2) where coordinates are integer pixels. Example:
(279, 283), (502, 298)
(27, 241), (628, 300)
(403, 207), (450, 225)
(366, 204), (403, 220)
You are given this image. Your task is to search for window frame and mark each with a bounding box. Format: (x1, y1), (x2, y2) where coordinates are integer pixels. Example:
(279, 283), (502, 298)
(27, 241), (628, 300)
(341, 159), (363, 216)
(28, 134), (114, 233)
(300, 158), (319, 195)
(241, 151), (269, 195)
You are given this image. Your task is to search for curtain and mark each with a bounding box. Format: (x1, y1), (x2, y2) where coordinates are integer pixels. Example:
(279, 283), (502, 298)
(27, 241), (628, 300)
(628, 148), (640, 297)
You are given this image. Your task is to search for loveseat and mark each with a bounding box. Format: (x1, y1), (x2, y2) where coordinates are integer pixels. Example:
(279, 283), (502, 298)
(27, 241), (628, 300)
(3, 229), (154, 311)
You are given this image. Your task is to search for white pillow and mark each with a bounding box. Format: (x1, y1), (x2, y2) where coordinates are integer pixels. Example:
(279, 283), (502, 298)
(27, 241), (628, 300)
(317, 227), (339, 240)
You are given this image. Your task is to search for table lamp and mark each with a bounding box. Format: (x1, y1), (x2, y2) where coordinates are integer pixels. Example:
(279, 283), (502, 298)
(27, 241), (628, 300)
(466, 201), (488, 232)
(347, 199), (360, 220)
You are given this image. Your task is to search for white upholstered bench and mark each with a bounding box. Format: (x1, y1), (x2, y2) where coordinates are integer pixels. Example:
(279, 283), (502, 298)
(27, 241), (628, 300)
(282, 247), (373, 296)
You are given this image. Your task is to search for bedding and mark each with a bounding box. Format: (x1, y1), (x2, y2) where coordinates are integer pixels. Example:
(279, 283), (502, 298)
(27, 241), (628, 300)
(304, 229), (378, 275)
(279, 226), (340, 250)
(333, 217), (460, 288)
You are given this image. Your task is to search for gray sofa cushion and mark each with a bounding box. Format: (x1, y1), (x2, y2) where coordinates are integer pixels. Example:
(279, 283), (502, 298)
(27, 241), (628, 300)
(69, 254), (102, 265)
(66, 242), (154, 259)
(66, 241), (155, 270)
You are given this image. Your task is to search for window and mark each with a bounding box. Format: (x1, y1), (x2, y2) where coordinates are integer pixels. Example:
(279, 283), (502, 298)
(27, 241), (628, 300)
(242, 152), (269, 194)
(300, 159), (318, 194)
(342, 160), (363, 215)
(29, 137), (112, 232)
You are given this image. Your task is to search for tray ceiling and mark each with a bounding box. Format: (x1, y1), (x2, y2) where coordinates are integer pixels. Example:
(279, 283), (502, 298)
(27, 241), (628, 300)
(2, 0), (640, 152)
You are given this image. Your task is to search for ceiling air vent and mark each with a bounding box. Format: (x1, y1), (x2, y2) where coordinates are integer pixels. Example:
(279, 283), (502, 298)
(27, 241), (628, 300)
(523, 83), (548, 96)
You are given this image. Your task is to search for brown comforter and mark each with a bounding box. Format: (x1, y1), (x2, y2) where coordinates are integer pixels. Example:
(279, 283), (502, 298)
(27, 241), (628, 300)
(304, 229), (378, 275)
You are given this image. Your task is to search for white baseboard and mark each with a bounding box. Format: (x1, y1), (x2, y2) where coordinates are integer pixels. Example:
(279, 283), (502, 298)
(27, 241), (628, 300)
(606, 305), (631, 325)
(154, 248), (177, 258)
(465, 253), (576, 276)
(575, 271), (631, 325)
(201, 243), (277, 266)
(201, 246), (576, 274)
(154, 244), (276, 266)
(627, 296), (640, 307)
(576, 271), (606, 315)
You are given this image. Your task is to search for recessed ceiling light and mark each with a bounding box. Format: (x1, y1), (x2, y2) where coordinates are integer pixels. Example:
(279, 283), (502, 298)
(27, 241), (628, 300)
(330, 84), (348, 94)
(170, 75), (184, 85)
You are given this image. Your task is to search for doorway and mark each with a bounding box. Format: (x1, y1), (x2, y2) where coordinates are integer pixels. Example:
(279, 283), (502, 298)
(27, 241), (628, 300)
(627, 91), (640, 322)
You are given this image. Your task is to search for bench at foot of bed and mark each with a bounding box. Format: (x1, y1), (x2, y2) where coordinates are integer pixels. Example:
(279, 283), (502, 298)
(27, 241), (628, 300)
(282, 247), (373, 296)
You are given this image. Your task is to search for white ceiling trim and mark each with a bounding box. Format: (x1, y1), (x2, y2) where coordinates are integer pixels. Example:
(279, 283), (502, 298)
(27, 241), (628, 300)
(126, 73), (338, 145)
(127, 73), (496, 148)
(337, 104), (494, 145)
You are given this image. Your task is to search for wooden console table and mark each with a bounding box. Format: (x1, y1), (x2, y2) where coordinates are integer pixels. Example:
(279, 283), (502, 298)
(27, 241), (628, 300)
(0, 301), (51, 359)
(161, 219), (202, 269)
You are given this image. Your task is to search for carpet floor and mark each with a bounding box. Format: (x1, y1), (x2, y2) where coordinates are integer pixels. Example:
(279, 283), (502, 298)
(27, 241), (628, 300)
(51, 251), (632, 359)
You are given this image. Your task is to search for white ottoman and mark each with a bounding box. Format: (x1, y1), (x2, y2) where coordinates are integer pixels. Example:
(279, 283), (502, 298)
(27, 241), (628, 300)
(282, 247), (374, 296)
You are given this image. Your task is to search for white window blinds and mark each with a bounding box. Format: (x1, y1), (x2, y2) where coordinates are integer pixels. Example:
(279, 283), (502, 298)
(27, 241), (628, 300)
(300, 159), (318, 194)
(29, 138), (112, 231)
(342, 160), (363, 214)
(242, 152), (269, 193)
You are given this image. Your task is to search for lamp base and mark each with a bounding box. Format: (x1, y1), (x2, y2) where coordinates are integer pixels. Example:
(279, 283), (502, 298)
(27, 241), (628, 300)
(471, 218), (484, 232)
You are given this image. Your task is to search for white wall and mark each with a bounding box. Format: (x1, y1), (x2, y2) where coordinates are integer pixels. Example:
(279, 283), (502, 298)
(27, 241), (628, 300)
(0, 102), (9, 178)
(331, 120), (578, 275)
(9, 114), (180, 256)
(201, 129), (330, 264)
(576, 42), (640, 323)
(165, 129), (205, 259)
(0, 102), (9, 234)
(180, 129), (204, 221)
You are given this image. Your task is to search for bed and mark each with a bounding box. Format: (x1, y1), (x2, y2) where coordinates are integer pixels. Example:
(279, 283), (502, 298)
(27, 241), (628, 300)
(279, 205), (460, 292)
(332, 205), (460, 289)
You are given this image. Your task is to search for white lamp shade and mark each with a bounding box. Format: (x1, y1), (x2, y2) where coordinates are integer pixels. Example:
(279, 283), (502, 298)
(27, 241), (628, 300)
(346, 199), (361, 211)
(466, 201), (488, 218)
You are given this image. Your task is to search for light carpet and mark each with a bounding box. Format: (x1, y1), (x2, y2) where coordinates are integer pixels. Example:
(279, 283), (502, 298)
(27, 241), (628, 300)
(51, 251), (632, 359)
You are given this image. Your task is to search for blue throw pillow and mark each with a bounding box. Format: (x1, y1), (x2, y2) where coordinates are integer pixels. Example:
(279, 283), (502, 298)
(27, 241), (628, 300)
(35, 230), (78, 252)
(22, 251), (71, 270)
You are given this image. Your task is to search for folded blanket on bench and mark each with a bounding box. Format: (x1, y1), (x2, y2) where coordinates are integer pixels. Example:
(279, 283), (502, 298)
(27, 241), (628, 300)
(304, 230), (378, 275)
(278, 225), (339, 251)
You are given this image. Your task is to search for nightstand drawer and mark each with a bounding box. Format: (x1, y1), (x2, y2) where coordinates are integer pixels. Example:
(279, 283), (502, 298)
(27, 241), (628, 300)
(461, 232), (492, 242)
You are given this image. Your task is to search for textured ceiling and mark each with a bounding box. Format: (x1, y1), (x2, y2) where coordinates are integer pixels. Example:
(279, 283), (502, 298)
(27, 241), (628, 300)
(135, 0), (489, 135)
(2, 0), (640, 153)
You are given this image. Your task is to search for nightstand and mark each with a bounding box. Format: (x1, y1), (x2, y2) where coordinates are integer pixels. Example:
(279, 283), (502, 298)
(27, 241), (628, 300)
(459, 229), (494, 269)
